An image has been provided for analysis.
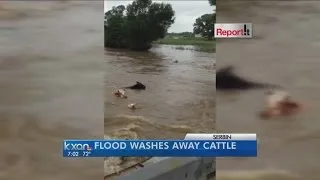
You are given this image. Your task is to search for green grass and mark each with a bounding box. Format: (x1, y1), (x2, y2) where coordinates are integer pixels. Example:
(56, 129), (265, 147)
(153, 36), (215, 53)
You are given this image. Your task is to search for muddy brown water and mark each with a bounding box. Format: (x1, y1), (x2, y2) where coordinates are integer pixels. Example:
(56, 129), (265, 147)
(0, 2), (103, 179)
(5, 1), (315, 179)
(104, 45), (215, 174)
(217, 1), (320, 180)
(0, 1), (215, 178)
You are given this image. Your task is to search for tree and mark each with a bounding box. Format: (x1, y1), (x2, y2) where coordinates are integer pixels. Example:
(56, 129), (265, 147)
(104, 5), (126, 48)
(208, 0), (216, 20)
(209, 0), (215, 6)
(193, 13), (215, 40)
(104, 0), (175, 51)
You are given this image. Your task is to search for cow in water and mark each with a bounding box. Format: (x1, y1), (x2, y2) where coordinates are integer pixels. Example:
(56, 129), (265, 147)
(216, 66), (280, 91)
(124, 81), (146, 90)
(114, 89), (127, 98)
(259, 90), (301, 119)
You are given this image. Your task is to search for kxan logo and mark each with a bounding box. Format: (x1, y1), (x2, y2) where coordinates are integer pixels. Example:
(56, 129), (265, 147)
(64, 142), (92, 151)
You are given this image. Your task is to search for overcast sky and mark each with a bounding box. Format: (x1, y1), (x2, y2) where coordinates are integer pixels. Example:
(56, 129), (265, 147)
(104, 1), (214, 33)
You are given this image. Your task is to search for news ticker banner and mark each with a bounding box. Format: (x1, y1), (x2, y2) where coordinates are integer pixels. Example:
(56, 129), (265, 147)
(214, 23), (253, 38)
(63, 133), (257, 157)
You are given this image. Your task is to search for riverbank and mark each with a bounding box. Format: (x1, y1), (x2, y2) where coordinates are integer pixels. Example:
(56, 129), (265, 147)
(153, 36), (215, 53)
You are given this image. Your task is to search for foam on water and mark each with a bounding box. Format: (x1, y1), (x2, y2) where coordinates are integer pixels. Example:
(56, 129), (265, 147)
(104, 115), (197, 176)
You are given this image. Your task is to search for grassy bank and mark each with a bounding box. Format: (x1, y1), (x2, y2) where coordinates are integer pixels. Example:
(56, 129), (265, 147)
(153, 36), (215, 53)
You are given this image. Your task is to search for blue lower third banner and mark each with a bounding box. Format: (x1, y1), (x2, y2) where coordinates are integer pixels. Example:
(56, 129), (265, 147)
(63, 140), (257, 157)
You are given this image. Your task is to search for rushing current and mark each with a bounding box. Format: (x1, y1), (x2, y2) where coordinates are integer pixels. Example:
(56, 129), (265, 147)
(105, 44), (215, 175)
(3, 1), (319, 180)
(217, 1), (320, 180)
(0, 1), (104, 179)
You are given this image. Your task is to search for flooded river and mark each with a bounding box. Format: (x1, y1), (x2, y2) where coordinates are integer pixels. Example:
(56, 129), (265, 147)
(105, 45), (215, 174)
(217, 1), (320, 180)
(0, 1), (103, 179)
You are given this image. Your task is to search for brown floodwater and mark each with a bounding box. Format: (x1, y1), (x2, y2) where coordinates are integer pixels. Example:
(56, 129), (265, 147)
(217, 1), (320, 180)
(0, 1), (104, 179)
(104, 45), (215, 174)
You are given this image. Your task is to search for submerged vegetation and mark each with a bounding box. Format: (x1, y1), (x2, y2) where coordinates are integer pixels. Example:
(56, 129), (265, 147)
(104, 0), (216, 52)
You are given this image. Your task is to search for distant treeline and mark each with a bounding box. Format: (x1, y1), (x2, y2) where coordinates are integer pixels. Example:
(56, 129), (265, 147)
(166, 32), (195, 38)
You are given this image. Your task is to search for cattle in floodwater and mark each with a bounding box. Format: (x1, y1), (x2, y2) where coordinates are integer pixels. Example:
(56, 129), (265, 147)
(124, 81), (146, 90)
(216, 66), (280, 91)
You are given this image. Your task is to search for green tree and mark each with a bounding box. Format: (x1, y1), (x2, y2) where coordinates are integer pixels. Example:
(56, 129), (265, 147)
(209, 0), (215, 6)
(208, 0), (216, 21)
(104, 5), (126, 48)
(104, 0), (175, 51)
(193, 13), (215, 40)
